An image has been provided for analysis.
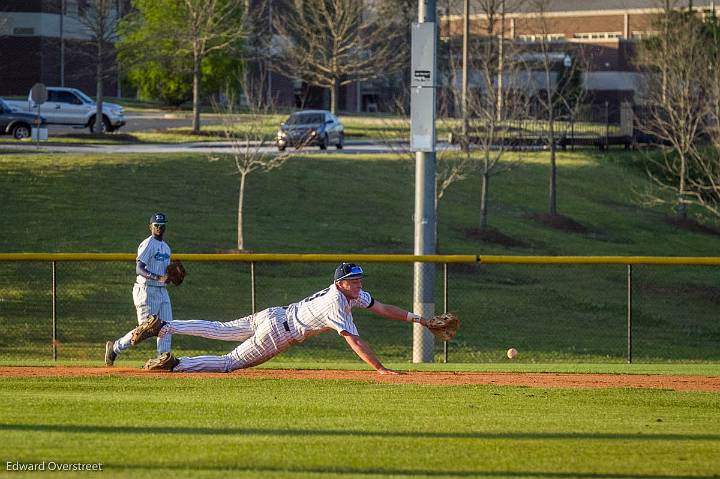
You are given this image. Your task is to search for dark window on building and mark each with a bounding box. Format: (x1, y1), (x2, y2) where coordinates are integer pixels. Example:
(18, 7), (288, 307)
(78, 0), (89, 16)
(13, 27), (36, 36)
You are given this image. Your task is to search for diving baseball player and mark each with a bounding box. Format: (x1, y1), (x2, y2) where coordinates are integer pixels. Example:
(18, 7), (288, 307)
(104, 212), (174, 365)
(132, 263), (432, 374)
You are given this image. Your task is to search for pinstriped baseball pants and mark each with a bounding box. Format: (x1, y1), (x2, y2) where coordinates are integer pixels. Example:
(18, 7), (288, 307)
(114, 283), (173, 354)
(161, 307), (295, 372)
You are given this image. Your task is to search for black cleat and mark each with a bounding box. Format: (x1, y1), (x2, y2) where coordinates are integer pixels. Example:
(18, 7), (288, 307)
(143, 352), (179, 371)
(131, 315), (164, 346)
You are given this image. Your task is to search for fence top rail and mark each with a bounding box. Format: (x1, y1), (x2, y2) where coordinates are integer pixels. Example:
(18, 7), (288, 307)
(479, 255), (720, 265)
(1, 253), (720, 265)
(0, 253), (479, 263)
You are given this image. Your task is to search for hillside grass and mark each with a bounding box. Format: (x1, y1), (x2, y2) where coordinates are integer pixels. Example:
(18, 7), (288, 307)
(1, 149), (720, 364)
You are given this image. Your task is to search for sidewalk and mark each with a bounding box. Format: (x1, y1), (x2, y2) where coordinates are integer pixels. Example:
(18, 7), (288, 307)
(0, 138), (407, 154)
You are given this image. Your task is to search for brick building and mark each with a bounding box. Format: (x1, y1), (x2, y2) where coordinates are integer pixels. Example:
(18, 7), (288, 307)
(0, 0), (129, 97)
(266, 0), (719, 112)
(439, 0), (718, 109)
(1, 0), (715, 110)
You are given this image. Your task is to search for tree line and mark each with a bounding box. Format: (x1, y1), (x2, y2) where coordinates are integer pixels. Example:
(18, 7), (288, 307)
(78, 0), (409, 132)
(74, 0), (720, 249)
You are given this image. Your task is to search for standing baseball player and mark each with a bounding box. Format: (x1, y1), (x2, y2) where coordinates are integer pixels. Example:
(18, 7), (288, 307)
(132, 263), (431, 374)
(105, 212), (174, 366)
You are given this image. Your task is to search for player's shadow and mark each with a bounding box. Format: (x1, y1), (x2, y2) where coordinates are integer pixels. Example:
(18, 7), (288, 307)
(1, 423), (718, 442)
(2, 424), (716, 479)
(84, 462), (720, 479)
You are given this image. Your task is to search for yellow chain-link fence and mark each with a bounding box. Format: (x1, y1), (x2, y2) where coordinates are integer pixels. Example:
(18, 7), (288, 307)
(1, 253), (718, 364)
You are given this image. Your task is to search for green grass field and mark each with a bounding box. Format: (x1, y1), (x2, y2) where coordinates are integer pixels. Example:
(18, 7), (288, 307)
(1, 373), (719, 478)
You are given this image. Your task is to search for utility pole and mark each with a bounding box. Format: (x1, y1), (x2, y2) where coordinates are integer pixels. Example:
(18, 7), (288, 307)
(267, 0), (273, 106)
(410, 0), (437, 363)
(60, 0), (65, 87)
(496, 0), (505, 122)
(462, 0), (469, 136)
(116, 0), (122, 98)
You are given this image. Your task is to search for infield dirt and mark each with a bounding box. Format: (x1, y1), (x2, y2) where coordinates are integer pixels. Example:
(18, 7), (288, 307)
(0, 367), (718, 392)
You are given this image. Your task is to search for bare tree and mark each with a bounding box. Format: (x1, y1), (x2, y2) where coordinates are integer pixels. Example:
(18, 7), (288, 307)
(210, 75), (296, 251)
(704, 17), (720, 219)
(375, 0), (416, 111)
(444, 0), (529, 230)
(444, 48), (529, 229)
(377, 96), (475, 248)
(634, 9), (710, 220)
(182, 0), (248, 133)
(521, 0), (586, 216)
(466, 0), (524, 121)
(73, 0), (122, 134)
(273, 0), (403, 114)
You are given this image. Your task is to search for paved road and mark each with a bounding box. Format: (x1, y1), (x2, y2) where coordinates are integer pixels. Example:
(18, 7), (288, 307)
(0, 139), (407, 154)
(34, 111), (225, 136)
(1, 111), (416, 154)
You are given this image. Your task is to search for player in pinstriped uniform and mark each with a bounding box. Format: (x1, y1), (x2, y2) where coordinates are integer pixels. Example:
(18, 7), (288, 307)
(104, 212), (174, 366)
(134, 263), (432, 374)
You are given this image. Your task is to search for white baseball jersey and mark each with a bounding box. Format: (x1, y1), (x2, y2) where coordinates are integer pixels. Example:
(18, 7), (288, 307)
(135, 236), (171, 287)
(161, 284), (374, 372)
(285, 283), (373, 340)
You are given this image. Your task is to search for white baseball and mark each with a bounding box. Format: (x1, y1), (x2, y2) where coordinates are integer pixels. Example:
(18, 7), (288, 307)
(507, 347), (518, 359)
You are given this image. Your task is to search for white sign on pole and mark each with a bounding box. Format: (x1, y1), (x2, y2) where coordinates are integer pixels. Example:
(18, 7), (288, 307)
(410, 22), (437, 152)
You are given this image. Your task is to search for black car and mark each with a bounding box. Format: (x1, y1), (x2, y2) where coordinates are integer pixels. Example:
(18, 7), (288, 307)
(0, 98), (46, 139)
(276, 110), (344, 151)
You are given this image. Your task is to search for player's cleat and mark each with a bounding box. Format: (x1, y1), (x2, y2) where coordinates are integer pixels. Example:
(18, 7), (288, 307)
(104, 341), (117, 366)
(131, 314), (165, 346)
(143, 352), (179, 371)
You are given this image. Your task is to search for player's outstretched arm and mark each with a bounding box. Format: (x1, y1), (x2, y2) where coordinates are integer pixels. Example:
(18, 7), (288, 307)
(369, 301), (429, 327)
(341, 331), (400, 375)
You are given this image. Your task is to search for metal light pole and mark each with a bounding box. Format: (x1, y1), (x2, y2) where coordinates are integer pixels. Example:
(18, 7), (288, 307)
(116, 0), (122, 98)
(411, 0), (437, 363)
(496, 0), (506, 122)
(60, 0), (65, 87)
(462, 0), (469, 136)
(267, 0), (273, 106)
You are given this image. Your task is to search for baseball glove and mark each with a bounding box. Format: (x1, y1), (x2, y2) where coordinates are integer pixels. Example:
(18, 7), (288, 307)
(426, 312), (460, 341)
(165, 260), (186, 286)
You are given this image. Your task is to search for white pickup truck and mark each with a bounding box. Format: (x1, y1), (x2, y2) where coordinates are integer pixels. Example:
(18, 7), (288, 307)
(6, 87), (126, 133)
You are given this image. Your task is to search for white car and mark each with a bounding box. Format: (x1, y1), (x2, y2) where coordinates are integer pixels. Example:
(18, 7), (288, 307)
(5, 87), (125, 133)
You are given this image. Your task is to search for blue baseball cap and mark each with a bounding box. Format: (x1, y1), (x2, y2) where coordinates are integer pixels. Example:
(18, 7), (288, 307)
(149, 212), (167, 225)
(334, 263), (365, 282)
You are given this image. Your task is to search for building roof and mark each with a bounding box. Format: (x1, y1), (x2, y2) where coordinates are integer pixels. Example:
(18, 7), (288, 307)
(452, 0), (716, 15)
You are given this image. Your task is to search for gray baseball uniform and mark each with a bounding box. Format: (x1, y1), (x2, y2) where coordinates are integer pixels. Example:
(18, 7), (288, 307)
(158, 283), (373, 372)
